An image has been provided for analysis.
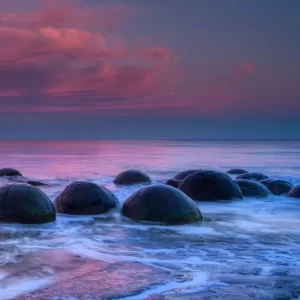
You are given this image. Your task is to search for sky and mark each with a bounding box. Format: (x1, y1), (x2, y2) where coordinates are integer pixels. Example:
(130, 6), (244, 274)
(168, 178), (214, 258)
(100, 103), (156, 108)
(0, 0), (299, 139)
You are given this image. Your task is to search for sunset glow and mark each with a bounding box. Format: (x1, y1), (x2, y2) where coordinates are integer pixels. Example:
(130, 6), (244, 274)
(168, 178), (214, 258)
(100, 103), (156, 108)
(0, 0), (299, 138)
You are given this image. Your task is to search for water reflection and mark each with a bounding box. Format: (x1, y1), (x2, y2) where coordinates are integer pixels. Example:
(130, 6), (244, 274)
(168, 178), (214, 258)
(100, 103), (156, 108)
(1, 140), (300, 179)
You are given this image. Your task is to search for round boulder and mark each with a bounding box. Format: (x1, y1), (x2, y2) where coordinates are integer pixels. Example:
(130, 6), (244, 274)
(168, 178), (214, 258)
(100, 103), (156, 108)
(173, 169), (199, 180)
(236, 179), (269, 197)
(288, 185), (300, 198)
(0, 168), (22, 177)
(165, 178), (181, 188)
(227, 169), (248, 175)
(122, 184), (202, 224)
(114, 170), (151, 185)
(178, 170), (243, 201)
(260, 179), (293, 195)
(0, 183), (55, 224)
(236, 172), (268, 182)
(55, 181), (119, 215)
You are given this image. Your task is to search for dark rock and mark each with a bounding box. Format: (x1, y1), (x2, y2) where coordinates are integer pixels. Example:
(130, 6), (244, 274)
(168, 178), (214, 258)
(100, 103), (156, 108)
(236, 179), (269, 197)
(236, 172), (268, 182)
(0, 168), (22, 177)
(122, 184), (202, 224)
(173, 169), (199, 180)
(26, 180), (49, 187)
(0, 183), (55, 224)
(288, 185), (300, 198)
(15, 180), (49, 187)
(227, 169), (248, 175)
(113, 170), (151, 185)
(260, 179), (293, 195)
(55, 181), (119, 215)
(165, 178), (181, 188)
(178, 170), (243, 201)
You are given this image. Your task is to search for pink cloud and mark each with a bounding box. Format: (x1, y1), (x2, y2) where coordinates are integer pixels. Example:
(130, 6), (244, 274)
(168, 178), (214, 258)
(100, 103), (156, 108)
(141, 47), (172, 60)
(0, 2), (178, 114)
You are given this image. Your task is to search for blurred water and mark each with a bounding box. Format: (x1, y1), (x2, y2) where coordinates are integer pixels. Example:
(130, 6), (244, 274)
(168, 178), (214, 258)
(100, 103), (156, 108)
(0, 140), (300, 299)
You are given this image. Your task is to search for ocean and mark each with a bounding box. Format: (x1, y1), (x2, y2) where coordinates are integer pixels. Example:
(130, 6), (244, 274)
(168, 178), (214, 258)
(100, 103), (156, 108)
(0, 140), (299, 299)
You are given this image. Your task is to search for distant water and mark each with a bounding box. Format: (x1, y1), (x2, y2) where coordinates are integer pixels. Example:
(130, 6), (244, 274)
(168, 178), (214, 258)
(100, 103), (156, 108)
(0, 140), (300, 299)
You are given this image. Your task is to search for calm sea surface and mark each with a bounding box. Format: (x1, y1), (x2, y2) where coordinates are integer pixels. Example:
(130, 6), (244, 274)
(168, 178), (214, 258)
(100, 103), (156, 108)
(0, 140), (299, 299)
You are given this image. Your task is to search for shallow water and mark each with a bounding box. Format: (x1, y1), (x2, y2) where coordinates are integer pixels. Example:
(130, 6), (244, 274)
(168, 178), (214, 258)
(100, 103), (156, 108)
(0, 140), (300, 299)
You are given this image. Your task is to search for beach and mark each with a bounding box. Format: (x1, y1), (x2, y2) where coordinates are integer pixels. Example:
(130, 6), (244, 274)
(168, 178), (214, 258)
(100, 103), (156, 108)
(0, 140), (300, 299)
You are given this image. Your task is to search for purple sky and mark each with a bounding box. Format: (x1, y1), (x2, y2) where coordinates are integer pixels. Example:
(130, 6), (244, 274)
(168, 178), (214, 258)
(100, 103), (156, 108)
(0, 0), (299, 139)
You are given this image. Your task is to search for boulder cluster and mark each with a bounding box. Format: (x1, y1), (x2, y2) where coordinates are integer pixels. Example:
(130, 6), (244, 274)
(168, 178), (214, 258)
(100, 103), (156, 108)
(0, 167), (298, 225)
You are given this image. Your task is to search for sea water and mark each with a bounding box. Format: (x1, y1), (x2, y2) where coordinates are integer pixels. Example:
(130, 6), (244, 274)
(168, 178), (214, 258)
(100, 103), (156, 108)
(0, 140), (299, 299)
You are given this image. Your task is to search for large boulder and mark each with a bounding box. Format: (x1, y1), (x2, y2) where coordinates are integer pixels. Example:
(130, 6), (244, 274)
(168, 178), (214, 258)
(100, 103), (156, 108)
(260, 179), (293, 195)
(288, 185), (300, 198)
(236, 179), (269, 197)
(0, 168), (22, 177)
(178, 170), (243, 201)
(227, 169), (248, 175)
(173, 169), (199, 180)
(122, 184), (202, 224)
(55, 181), (119, 215)
(0, 183), (55, 224)
(165, 178), (181, 188)
(113, 170), (151, 185)
(236, 172), (268, 182)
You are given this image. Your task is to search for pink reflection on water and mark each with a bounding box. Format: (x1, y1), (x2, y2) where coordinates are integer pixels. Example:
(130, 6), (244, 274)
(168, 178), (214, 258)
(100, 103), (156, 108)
(1, 140), (300, 180)
(0, 141), (174, 179)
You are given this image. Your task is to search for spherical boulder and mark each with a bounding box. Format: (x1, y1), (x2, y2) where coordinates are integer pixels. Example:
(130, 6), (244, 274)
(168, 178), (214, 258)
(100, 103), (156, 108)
(165, 178), (181, 188)
(173, 169), (199, 180)
(236, 179), (269, 197)
(55, 181), (119, 215)
(178, 170), (243, 201)
(0, 183), (55, 224)
(260, 179), (293, 195)
(122, 184), (202, 224)
(236, 172), (268, 182)
(288, 185), (300, 198)
(0, 168), (22, 177)
(113, 170), (151, 185)
(227, 169), (248, 175)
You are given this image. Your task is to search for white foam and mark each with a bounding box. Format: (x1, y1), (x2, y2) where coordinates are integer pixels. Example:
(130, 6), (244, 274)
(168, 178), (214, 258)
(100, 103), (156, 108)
(0, 277), (52, 300)
(120, 271), (208, 300)
(0, 272), (8, 280)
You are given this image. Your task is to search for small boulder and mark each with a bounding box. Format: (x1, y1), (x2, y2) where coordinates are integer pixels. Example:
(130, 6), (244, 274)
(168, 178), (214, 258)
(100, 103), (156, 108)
(0, 168), (22, 177)
(55, 181), (119, 215)
(122, 184), (202, 224)
(15, 180), (49, 187)
(0, 183), (55, 224)
(227, 169), (248, 175)
(236, 172), (268, 182)
(260, 179), (293, 195)
(178, 170), (243, 201)
(236, 179), (269, 197)
(165, 178), (181, 188)
(173, 169), (199, 180)
(288, 185), (300, 198)
(114, 170), (151, 185)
